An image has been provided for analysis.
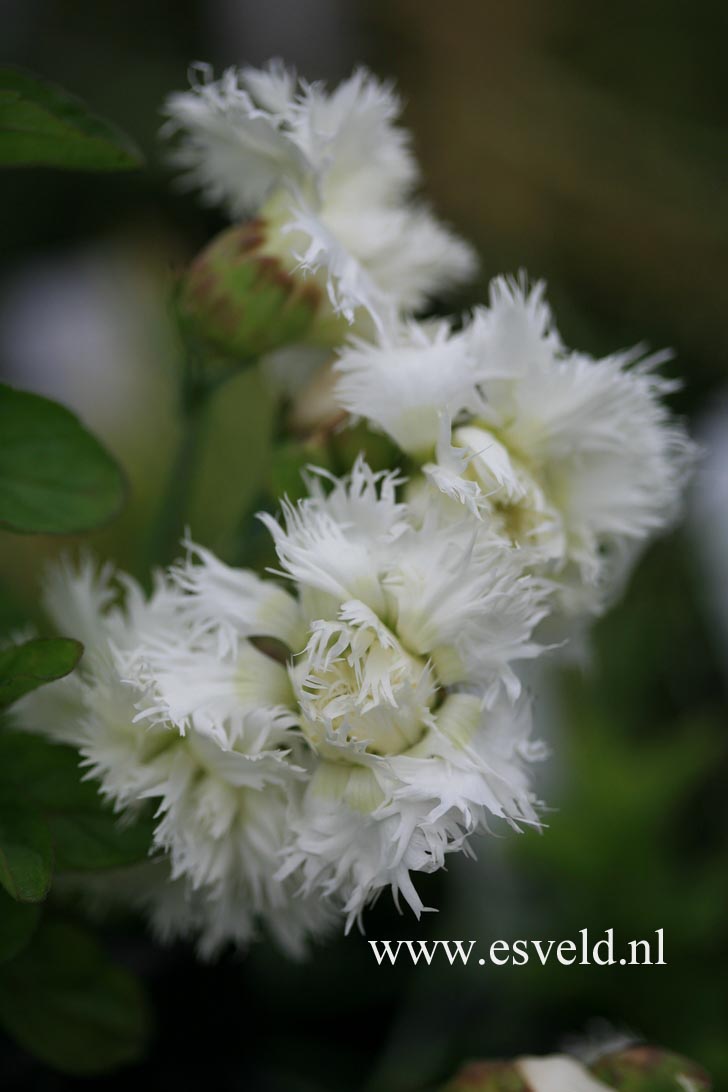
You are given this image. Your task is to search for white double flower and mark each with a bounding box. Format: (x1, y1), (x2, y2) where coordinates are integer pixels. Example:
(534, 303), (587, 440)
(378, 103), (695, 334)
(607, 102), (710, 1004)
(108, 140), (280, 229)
(335, 276), (696, 620)
(15, 459), (548, 949)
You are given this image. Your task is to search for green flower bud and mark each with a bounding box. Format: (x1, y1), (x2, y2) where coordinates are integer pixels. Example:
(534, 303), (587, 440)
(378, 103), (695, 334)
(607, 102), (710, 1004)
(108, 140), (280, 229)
(591, 1045), (711, 1091)
(443, 1060), (530, 1092)
(179, 220), (325, 360)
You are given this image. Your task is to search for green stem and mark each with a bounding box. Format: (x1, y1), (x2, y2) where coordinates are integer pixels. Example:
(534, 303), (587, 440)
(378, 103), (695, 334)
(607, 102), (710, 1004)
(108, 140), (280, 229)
(146, 374), (207, 570)
(145, 318), (258, 572)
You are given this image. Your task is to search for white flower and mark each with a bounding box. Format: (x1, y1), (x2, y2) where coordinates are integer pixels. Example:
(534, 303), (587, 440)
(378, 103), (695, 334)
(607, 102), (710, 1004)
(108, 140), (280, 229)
(334, 275), (696, 616)
(12, 557), (331, 958)
(14, 458), (548, 941)
(162, 62), (476, 327)
(257, 456), (547, 922)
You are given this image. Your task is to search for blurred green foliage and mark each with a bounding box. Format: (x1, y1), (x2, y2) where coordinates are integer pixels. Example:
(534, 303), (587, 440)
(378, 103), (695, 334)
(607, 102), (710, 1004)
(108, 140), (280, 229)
(0, 1), (726, 1089)
(0, 66), (143, 170)
(0, 920), (151, 1074)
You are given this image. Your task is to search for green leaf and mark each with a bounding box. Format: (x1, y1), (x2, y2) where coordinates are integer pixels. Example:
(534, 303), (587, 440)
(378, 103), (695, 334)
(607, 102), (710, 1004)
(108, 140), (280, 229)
(0, 637), (83, 708)
(0, 67), (142, 170)
(0, 730), (98, 810)
(0, 806), (52, 902)
(0, 886), (41, 963)
(0, 920), (151, 1073)
(50, 810), (155, 873)
(0, 384), (127, 533)
(0, 731), (154, 871)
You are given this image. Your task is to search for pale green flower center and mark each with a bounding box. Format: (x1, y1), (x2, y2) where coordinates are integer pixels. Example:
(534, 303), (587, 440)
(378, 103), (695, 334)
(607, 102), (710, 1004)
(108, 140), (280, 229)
(454, 423), (565, 555)
(291, 619), (437, 757)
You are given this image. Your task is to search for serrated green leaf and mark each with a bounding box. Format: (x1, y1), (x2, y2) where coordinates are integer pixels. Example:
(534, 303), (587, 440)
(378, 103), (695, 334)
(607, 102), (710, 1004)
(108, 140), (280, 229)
(0, 67), (142, 170)
(0, 920), (150, 1073)
(0, 886), (41, 963)
(0, 384), (127, 533)
(0, 638), (82, 708)
(0, 806), (52, 902)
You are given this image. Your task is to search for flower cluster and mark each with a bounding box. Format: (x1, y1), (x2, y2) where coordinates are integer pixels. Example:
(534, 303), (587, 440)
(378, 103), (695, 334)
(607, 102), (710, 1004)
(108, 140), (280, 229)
(13, 61), (695, 956)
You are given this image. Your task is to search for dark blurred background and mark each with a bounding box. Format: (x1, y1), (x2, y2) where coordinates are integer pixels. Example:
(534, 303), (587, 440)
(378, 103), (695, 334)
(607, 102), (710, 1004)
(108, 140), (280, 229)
(1, 1), (727, 1089)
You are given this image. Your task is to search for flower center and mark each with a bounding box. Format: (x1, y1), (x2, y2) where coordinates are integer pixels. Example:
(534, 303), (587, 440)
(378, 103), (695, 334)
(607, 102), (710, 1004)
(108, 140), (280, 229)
(454, 424), (565, 557)
(291, 606), (437, 757)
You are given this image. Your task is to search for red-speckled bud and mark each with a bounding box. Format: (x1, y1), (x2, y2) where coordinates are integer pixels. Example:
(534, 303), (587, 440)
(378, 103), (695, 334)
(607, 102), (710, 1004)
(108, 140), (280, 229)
(179, 220), (325, 359)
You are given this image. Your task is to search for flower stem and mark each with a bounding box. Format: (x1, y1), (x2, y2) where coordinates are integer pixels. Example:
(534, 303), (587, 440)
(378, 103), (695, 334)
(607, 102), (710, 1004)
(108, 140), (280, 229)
(146, 370), (207, 570)
(145, 320), (257, 571)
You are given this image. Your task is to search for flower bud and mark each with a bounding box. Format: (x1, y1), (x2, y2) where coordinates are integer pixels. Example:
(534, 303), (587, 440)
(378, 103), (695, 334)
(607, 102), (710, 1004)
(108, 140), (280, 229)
(591, 1045), (712, 1090)
(179, 220), (325, 360)
(443, 1060), (531, 1091)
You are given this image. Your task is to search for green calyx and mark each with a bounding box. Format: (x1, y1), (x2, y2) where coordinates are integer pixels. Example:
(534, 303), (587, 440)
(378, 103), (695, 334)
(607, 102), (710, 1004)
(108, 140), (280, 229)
(179, 220), (323, 360)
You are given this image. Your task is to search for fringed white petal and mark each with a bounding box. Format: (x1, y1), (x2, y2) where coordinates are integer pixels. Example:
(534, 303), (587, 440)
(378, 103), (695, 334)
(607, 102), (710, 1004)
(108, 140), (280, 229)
(162, 62), (310, 218)
(335, 320), (481, 455)
(259, 454), (408, 617)
(169, 537), (306, 654)
(289, 67), (418, 206)
(387, 514), (550, 703)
